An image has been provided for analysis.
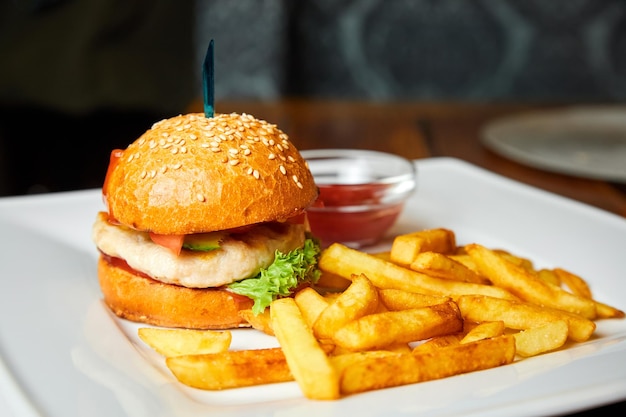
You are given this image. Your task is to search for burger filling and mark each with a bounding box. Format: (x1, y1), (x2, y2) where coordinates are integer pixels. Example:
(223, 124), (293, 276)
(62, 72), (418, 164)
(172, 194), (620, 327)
(92, 212), (321, 313)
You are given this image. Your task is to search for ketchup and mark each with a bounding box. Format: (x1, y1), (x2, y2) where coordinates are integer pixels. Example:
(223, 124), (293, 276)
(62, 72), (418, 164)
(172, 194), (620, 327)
(306, 183), (403, 248)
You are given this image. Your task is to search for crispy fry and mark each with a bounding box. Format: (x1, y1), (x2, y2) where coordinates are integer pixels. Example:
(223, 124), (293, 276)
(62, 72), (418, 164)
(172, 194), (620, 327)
(513, 320), (569, 357)
(270, 298), (340, 400)
(315, 271), (351, 292)
(378, 288), (451, 311)
(390, 228), (456, 265)
(332, 301), (463, 351)
(238, 308), (273, 336)
(294, 287), (330, 328)
(460, 321), (505, 344)
(456, 294), (596, 342)
(465, 243), (597, 319)
(138, 327), (231, 357)
(319, 243), (518, 300)
(166, 348), (291, 389)
(595, 300), (626, 319)
(536, 268), (561, 286)
(409, 251), (490, 284)
(313, 274), (379, 341)
(553, 268), (593, 299)
(339, 335), (516, 395)
(412, 334), (462, 353)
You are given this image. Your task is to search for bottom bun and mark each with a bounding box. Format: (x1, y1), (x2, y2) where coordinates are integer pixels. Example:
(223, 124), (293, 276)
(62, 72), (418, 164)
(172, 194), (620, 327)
(97, 256), (254, 329)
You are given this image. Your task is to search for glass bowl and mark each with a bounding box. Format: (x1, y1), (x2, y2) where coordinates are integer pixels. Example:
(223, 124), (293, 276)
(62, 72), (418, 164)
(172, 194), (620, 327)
(301, 149), (417, 248)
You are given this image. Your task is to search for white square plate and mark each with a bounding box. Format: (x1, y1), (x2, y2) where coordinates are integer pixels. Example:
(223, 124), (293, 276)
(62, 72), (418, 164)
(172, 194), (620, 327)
(1, 157), (625, 417)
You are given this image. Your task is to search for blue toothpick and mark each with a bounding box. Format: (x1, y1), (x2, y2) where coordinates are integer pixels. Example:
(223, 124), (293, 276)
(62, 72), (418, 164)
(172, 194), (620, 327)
(202, 39), (215, 118)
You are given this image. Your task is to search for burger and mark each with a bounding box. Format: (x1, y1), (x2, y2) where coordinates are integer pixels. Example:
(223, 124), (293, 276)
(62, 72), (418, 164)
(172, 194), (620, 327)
(92, 112), (321, 329)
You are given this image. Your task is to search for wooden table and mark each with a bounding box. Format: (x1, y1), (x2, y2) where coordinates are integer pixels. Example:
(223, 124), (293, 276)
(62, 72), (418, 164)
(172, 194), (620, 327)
(192, 99), (626, 218)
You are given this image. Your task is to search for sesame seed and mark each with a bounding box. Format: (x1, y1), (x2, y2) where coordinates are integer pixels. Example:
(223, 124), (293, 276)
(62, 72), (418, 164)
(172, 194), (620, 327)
(296, 181), (303, 189)
(228, 148), (239, 155)
(173, 163), (182, 169)
(229, 159), (240, 166)
(268, 153), (276, 160)
(280, 165), (286, 175)
(160, 166), (168, 174)
(197, 193), (206, 202)
(171, 148), (178, 154)
(211, 147), (221, 152)
(140, 171), (147, 179)
(253, 169), (260, 179)
(287, 156), (295, 162)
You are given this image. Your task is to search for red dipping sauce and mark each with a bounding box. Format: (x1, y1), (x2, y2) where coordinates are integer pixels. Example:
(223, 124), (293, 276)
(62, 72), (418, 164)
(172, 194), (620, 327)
(306, 183), (404, 248)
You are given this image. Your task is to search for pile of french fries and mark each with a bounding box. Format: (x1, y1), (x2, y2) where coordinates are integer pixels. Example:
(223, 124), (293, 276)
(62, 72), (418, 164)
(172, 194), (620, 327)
(138, 228), (624, 400)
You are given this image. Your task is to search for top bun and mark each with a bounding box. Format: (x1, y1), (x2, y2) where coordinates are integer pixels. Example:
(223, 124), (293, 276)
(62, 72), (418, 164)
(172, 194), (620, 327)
(103, 113), (318, 234)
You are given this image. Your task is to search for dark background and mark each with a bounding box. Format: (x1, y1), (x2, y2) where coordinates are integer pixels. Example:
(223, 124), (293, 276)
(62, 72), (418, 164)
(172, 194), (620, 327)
(3, 0), (626, 196)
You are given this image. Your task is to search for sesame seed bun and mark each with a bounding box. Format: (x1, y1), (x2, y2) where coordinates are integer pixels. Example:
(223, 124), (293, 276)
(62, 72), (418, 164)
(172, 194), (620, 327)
(103, 112), (318, 234)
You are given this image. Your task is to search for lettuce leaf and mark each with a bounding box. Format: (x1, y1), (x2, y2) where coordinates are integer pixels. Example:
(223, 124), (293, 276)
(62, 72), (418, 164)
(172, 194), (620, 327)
(227, 236), (321, 314)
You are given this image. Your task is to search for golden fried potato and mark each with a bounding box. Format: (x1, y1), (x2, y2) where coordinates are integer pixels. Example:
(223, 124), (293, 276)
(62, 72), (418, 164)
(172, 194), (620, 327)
(409, 251), (490, 284)
(513, 320), (569, 357)
(320, 243), (518, 300)
(378, 288), (451, 311)
(465, 243), (597, 319)
(294, 287), (330, 328)
(390, 228), (456, 265)
(332, 300), (463, 351)
(460, 321), (505, 344)
(339, 335), (516, 395)
(138, 327), (231, 357)
(166, 348), (291, 389)
(456, 294), (596, 342)
(270, 298), (340, 400)
(313, 274), (379, 341)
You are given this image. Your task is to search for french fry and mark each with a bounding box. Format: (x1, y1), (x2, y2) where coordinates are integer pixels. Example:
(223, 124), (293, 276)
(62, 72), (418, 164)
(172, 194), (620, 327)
(319, 243), (518, 300)
(595, 300), (625, 319)
(460, 321), (505, 344)
(339, 335), (516, 395)
(238, 308), (273, 336)
(294, 287), (330, 328)
(456, 294), (596, 342)
(465, 243), (597, 319)
(378, 288), (451, 311)
(389, 228), (456, 265)
(270, 298), (340, 400)
(553, 268), (593, 299)
(332, 300), (463, 351)
(412, 334), (461, 353)
(138, 327), (231, 357)
(536, 268), (561, 286)
(315, 271), (351, 292)
(166, 348), (291, 389)
(513, 320), (569, 357)
(313, 274), (379, 341)
(409, 251), (490, 284)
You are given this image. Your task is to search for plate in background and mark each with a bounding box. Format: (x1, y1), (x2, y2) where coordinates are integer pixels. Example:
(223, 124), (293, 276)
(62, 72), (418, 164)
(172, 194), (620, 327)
(481, 106), (626, 182)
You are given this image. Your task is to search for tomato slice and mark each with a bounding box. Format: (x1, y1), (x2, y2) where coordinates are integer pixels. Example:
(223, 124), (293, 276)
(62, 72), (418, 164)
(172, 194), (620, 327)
(149, 233), (185, 256)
